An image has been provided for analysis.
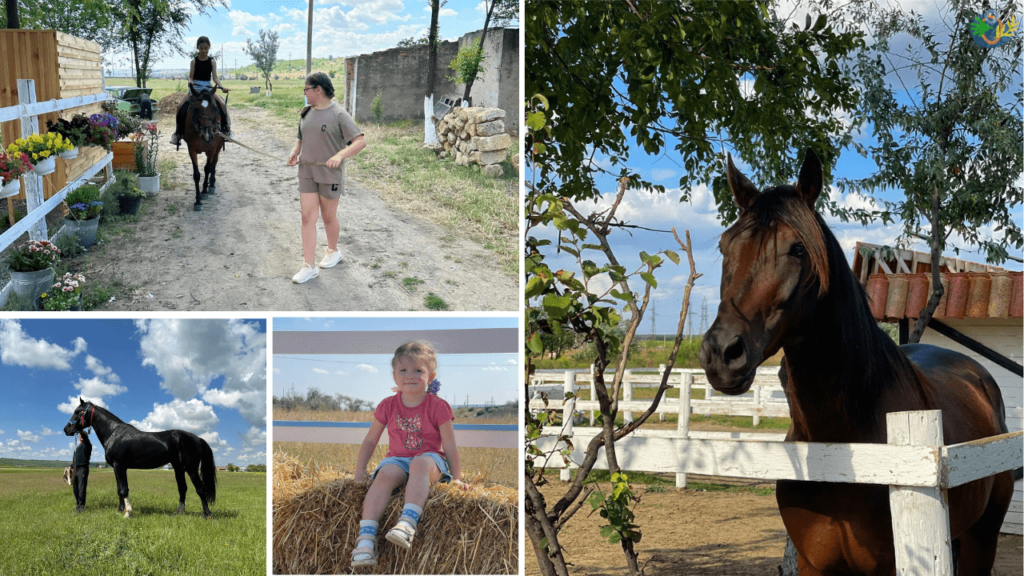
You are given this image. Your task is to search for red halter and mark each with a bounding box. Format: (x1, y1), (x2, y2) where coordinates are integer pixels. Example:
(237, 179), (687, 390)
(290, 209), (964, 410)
(79, 404), (95, 429)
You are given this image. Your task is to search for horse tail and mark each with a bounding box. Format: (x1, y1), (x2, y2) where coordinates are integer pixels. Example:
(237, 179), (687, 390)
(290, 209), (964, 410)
(199, 437), (217, 505)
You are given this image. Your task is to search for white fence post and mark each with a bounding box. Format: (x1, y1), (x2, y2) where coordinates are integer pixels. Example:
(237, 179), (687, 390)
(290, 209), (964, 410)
(752, 384), (761, 427)
(560, 371), (576, 482)
(589, 364), (596, 426)
(623, 369), (633, 425)
(886, 410), (954, 576)
(658, 364), (666, 422)
(676, 371), (692, 488)
(17, 80), (48, 241)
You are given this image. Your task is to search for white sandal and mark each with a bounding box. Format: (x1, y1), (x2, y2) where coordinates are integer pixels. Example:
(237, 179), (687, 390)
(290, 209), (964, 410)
(385, 522), (416, 550)
(350, 535), (378, 568)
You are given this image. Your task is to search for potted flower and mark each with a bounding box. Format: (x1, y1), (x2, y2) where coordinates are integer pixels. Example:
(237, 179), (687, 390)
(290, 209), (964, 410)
(41, 272), (86, 311)
(64, 184), (104, 247)
(117, 184), (146, 215)
(6, 239), (61, 309)
(6, 133), (74, 176)
(46, 115), (92, 159)
(134, 123), (160, 194)
(85, 113), (118, 151)
(0, 150), (32, 199)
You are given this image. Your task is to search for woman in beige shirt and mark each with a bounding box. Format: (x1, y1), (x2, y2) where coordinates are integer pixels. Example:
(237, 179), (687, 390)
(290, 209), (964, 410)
(286, 72), (366, 283)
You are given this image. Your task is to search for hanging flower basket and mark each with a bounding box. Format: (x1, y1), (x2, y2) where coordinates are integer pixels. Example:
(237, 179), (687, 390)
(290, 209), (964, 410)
(60, 146), (79, 160)
(33, 156), (56, 175)
(0, 178), (20, 199)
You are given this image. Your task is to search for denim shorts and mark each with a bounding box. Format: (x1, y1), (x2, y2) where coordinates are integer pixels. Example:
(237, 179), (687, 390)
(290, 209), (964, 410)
(191, 80), (213, 92)
(372, 452), (451, 483)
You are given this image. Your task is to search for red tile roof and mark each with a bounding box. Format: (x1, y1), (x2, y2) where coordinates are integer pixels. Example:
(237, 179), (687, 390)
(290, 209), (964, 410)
(851, 242), (1022, 321)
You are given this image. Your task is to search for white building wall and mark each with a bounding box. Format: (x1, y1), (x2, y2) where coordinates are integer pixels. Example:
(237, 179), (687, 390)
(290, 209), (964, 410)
(920, 318), (1023, 535)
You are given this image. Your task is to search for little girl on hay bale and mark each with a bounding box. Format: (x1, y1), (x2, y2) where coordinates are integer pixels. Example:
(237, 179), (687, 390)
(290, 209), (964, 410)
(350, 340), (469, 569)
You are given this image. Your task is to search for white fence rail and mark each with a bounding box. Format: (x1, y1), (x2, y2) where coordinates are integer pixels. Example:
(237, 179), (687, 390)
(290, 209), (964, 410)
(273, 420), (518, 449)
(530, 409), (1022, 576)
(0, 80), (113, 308)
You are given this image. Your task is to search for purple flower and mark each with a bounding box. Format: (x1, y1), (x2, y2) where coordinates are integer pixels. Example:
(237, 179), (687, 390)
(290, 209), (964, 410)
(428, 379), (441, 395)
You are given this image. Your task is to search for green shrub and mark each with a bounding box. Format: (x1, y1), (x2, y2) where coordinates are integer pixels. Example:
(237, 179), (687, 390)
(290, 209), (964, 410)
(447, 40), (486, 85)
(371, 91), (383, 126)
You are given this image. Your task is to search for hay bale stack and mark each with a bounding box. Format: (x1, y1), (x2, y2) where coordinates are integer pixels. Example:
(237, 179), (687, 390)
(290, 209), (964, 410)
(157, 92), (188, 116)
(273, 452), (517, 575)
(435, 107), (509, 178)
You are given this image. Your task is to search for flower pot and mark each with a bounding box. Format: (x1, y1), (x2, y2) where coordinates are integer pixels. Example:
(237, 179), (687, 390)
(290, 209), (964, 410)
(33, 156), (56, 175)
(118, 194), (142, 215)
(138, 173), (160, 195)
(64, 216), (100, 248)
(0, 178), (20, 199)
(60, 146), (79, 160)
(112, 140), (137, 170)
(10, 268), (54, 310)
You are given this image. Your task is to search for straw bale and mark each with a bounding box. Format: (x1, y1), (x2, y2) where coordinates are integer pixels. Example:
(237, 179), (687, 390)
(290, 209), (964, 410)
(157, 92), (188, 116)
(273, 452), (517, 575)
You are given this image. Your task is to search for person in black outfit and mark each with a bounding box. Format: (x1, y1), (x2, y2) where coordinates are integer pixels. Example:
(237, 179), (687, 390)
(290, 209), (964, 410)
(170, 36), (232, 146)
(72, 429), (91, 513)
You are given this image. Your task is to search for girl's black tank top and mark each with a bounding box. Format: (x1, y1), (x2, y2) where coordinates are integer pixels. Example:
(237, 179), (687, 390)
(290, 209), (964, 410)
(194, 57), (213, 81)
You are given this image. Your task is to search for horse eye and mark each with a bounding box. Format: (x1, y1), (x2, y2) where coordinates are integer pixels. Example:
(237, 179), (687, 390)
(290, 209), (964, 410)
(789, 243), (806, 258)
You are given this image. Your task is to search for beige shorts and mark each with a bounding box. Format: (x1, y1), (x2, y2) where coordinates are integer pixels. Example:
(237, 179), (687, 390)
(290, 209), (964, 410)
(299, 177), (343, 200)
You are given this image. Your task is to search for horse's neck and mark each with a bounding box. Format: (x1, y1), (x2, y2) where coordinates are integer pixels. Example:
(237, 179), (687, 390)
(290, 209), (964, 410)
(90, 408), (123, 446)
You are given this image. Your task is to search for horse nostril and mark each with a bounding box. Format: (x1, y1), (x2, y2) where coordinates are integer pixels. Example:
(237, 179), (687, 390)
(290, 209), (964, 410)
(723, 336), (745, 366)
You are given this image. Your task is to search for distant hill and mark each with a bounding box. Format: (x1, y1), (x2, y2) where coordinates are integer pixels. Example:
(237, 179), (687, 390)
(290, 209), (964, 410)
(0, 458), (69, 469)
(229, 57), (345, 80)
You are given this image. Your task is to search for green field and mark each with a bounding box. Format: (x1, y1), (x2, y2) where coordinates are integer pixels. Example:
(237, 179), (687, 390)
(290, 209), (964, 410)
(0, 467), (266, 575)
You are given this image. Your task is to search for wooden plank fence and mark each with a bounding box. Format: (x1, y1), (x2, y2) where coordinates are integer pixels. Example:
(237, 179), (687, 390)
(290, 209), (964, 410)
(530, 409), (1022, 576)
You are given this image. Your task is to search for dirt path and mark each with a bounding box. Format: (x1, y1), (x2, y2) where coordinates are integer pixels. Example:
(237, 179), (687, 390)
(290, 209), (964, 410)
(527, 479), (1023, 575)
(89, 106), (517, 311)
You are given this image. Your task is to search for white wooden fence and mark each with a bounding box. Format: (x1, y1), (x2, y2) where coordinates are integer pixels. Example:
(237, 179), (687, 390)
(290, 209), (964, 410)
(530, 408), (1022, 576)
(0, 79), (113, 307)
(273, 420), (518, 449)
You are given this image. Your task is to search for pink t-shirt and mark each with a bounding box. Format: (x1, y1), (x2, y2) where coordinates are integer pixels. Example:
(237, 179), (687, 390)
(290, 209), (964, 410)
(374, 393), (454, 458)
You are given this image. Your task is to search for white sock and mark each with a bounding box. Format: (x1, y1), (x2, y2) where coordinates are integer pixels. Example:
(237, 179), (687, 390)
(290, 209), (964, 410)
(396, 503), (423, 531)
(356, 519), (378, 550)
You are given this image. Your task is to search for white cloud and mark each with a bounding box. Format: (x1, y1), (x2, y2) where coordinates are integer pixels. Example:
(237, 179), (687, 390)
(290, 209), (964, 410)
(336, 370), (349, 375)
(236, 426), (267, 464)
(135, 320), (266, 426)
(439, 8), (457, 16)
(85, 355), (120, 383)
(652, 168), (678, 181)
(39, 426), (58, 436)
(57, 395), (110, 414)
(73, 377), (128, 398)
(199, 431), (232, 456)
(17, 430), (41, 443)
(0, 320), (86, 370)
(506, 359), (516, 365)
(273, 367), (281, 374)
(357, 364), (379, 373)
(0, 428), (4, 434)
(130, 399), (220, 434)
(482, 365), (508, 372)
(313, 368), (329, 375)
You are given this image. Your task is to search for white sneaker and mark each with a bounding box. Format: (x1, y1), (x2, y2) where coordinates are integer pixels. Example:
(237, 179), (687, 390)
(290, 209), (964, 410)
(320, 248), (343, 268)
(291, 263), (319, 283)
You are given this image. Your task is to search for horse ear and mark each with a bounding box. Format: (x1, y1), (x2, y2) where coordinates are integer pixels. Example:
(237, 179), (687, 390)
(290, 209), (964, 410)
(796, 148), (823, 211)
(79, 397), (85, 405)
(726, 154), (759, 210)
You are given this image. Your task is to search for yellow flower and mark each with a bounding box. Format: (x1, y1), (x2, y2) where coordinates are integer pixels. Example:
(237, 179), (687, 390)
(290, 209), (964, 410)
(32, 153), (38, 160)
(39, 150), (50, 159)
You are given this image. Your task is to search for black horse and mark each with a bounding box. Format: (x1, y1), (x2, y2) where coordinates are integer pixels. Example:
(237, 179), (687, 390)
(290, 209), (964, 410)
(180, 85), (226, 211)
(63, 398), (217, 518)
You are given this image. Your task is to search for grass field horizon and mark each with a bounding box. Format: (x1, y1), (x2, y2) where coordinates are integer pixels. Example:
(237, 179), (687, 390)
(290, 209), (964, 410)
(0, 467), (265, 575)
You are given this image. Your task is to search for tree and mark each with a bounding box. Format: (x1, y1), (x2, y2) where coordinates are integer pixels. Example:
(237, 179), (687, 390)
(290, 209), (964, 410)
(525, 2), (863, 574)
(1, 0), (118, 49)
(397, 35), (429, 47)
(460, 0), (516, 103)
(5, 0), (19, 28)
(110, 0), (224, 88)
(227, 463), (239, 472)
(244, 29), (280, 92)
(836, 0), (1022, 343)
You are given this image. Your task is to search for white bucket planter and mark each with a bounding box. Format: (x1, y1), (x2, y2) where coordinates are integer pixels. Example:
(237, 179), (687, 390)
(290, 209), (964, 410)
(59, 146), (79, 160)
(138, 173), (160, 195)
(33, 156), (56, 175)
(0, 178), (20, 199)
(10, 268), (54, 309)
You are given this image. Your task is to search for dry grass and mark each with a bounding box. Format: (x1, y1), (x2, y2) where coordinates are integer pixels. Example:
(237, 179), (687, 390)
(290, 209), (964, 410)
(273, 407), (517, 426)
(273, 452), (517, 574)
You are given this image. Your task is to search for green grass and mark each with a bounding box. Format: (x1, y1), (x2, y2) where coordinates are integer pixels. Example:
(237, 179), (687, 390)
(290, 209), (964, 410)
(424, 292), (448, 310)
(546, 468), (775, 496)
(0, 467), (266, 575)
(401, 276), (424, 290)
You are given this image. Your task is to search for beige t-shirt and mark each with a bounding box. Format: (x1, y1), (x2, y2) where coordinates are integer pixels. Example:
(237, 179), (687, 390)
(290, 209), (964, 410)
(297, 103), (364, 185)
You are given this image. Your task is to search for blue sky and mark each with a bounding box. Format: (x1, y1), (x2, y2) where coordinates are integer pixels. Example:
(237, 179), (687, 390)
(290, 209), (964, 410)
(0, 319), (267, 466)
(109, 0), (519, 71)
(273, 316), (518, 409)
(530, 2), (1023, 335)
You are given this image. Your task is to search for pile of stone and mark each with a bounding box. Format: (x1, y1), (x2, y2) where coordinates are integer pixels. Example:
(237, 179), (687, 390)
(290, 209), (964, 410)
(435, 107), (510, 177)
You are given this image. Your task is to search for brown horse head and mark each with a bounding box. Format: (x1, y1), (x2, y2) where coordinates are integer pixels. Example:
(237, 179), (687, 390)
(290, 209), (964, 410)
(187, 85), (221, 144)
(698, 149), (829, 394)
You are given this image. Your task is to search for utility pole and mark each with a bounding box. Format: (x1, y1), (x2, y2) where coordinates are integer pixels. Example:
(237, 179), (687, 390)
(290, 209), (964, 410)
(305, 0), (313, 76)
(699, 297), (709, 336)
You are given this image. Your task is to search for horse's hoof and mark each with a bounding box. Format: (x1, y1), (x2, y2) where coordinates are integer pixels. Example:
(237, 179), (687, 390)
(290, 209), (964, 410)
(194, 204), (203, 211)
(207, 185), (216, 194)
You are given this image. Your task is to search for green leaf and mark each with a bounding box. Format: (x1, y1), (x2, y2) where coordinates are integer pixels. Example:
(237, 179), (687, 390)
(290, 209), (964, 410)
(526, 111), (547, 132)
(526, 332), (544, 355)
(664, 250), (680, 265)
(524, 276), (546, 299)
(640, 272), (658, 288)
(588, 491), (606, 510)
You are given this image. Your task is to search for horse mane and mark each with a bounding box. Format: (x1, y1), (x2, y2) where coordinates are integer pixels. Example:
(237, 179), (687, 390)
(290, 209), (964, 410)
(735, 186), (920, 428)
(89, 403), (125, 425)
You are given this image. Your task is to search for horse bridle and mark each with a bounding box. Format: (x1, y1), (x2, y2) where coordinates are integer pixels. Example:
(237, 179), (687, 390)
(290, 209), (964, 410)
(78, 403), (95, 430)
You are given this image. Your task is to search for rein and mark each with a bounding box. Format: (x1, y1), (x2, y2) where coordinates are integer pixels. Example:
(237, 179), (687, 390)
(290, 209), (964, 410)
(215, 131), (329, 167)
